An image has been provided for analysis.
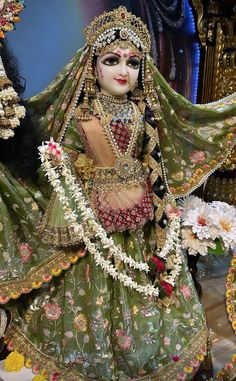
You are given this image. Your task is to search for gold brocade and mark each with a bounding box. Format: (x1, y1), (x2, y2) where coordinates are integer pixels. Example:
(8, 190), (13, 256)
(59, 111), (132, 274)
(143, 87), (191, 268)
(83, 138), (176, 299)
(144, 122), (166, 250)
(226, 253), (236, 334)
(0, 249), (85, 304)
(5, 325), (208, 381)
(37, 191), (83, 247)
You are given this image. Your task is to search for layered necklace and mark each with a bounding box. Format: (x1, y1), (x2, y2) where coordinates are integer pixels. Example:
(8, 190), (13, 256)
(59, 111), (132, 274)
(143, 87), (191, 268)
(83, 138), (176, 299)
(93, 93), (143, 180)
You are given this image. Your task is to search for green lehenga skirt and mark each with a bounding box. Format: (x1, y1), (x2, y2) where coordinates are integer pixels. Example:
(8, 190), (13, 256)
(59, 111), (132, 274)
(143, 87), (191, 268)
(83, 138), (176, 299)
(0, 163), (207, 381)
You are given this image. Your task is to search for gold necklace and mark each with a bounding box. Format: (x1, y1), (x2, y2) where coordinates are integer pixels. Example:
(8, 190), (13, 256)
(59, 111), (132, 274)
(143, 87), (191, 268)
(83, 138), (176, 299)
(93, 98), (143, 180)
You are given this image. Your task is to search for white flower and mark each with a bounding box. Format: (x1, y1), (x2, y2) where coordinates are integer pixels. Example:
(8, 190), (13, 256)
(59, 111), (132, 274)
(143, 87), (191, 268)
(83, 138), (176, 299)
(181, 228), (216, 256)
(178, 196), (205, 218)
(183, 206), (218, 240)
(211, 201), (236, 216)
(211, 212), (236, 249)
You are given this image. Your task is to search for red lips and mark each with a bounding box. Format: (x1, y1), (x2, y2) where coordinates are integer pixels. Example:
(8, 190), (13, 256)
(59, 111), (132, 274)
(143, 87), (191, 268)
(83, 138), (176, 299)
(114, 78), (127, 85)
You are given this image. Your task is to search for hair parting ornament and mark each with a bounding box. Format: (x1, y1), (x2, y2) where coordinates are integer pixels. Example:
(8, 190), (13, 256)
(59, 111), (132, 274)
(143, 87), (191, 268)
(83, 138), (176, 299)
(76, 6), (162, 122)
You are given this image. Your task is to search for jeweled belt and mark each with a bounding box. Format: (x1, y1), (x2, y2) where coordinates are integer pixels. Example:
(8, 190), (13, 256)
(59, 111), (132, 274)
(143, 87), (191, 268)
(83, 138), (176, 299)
(94, 155), (147, 191)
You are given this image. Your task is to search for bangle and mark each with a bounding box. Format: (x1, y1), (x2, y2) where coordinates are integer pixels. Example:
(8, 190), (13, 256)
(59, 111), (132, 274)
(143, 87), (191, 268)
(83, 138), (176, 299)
(0, 309), (7, 338)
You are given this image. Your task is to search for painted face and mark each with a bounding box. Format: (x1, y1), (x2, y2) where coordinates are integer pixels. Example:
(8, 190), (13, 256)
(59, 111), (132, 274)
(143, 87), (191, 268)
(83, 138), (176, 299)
(96, 47), (141, 97)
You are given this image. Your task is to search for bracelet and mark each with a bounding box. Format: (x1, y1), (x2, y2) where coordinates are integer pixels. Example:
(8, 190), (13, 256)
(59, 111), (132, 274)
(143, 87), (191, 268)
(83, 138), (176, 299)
(0, 308), (7, 338)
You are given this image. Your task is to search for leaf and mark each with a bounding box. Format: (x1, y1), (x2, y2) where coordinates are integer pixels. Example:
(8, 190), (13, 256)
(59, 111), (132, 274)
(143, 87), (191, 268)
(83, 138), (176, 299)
(207, 239), (225, 255)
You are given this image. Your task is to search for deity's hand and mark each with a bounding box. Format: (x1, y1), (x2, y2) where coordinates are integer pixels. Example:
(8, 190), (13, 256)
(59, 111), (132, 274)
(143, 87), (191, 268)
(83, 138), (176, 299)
(165, 203), (181, 220)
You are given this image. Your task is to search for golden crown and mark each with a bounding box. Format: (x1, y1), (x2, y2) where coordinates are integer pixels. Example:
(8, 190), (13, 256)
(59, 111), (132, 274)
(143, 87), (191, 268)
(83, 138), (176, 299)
(84, 6), (151, 54)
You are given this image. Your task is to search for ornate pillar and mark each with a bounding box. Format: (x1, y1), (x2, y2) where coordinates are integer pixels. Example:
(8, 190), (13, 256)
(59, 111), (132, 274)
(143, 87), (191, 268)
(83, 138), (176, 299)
(191, 0), (236, 204)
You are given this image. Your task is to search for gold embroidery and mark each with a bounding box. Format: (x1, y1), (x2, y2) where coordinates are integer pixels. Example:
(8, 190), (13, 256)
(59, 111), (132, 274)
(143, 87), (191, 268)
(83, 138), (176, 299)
(0, 249), (84, 304)
(226, 253), (236, 334)
(5, 325), (208, 381)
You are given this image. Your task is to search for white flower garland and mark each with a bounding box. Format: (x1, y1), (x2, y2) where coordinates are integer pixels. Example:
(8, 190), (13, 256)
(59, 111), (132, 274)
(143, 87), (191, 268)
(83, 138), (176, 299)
(0, 57), (26, 139)
(39, 139), (183, 298)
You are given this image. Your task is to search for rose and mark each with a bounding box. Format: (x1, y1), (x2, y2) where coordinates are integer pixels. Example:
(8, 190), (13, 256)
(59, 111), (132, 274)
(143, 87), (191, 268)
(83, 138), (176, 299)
(160, 280), (173, 297)
(149, 257), (165, 272)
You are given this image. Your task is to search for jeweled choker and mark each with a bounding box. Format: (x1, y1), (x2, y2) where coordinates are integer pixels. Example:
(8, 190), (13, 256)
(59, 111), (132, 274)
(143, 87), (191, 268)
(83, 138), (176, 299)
(97, 92), (128, 105)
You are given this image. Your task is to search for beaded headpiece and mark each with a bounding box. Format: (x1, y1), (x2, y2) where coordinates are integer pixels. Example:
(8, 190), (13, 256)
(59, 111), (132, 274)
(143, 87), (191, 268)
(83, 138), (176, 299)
(85, 6), (151, 54)
(76, 7), (159, 122)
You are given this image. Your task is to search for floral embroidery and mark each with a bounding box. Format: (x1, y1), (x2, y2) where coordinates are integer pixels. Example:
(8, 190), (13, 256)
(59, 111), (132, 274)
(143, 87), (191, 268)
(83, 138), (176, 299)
(189, 151), (205, 164)
(115, 329), (132, 350)
(178, 372), (187, 380)
(163, 337), (171, 346)
(171, 171), (184, 181)
(18, 243), (33, 263)
(172, 355), (180, 362)
(179, 285), (191, 301)
(73, 314), (87, 332)
(44, 303), (62, 321)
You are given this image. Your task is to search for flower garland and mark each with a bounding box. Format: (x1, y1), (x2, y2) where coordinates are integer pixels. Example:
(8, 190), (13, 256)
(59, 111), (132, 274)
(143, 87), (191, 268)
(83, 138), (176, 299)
(0, 0), (24, 39)
(0, 57), (26, 139)
(39, 139), (182, 298)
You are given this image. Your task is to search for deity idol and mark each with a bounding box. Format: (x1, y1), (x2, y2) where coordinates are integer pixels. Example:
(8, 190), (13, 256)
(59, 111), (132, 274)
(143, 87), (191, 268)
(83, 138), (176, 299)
(0, 6), (236, 381)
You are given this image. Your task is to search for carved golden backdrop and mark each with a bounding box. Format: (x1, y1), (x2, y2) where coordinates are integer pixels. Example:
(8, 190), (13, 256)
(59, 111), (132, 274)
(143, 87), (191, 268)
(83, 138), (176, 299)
(191, 0), (236, 204)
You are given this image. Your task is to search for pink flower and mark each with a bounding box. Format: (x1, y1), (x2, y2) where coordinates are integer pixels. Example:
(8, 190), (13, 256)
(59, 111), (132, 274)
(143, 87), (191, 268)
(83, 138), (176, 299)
(189, 151), (205, 164)
(165, 204), (181, 219)
(50, 372), (60, 381)
(224, 362), (234, 371)
(115, 329), (132, 350)
(172, 355), (180, 362)
(191, 360), (200, 368)
(163, 337), (171, 346)
(18, 243), (33, 263)
(32, 364), (40, 374)
(44, 303), (62, 321)
(180, 285), (191, 300)
(178, 373), (187, 380)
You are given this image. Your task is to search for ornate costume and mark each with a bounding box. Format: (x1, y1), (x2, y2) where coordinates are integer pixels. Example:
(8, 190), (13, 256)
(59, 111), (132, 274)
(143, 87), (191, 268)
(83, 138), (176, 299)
(0, 6), (236, 381)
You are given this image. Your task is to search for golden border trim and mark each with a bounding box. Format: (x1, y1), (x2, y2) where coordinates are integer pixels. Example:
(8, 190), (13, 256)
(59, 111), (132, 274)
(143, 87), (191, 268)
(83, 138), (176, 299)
(5, 326), (208, 381)
(0, 248), (85, 304)
(226, 252), (236, 334)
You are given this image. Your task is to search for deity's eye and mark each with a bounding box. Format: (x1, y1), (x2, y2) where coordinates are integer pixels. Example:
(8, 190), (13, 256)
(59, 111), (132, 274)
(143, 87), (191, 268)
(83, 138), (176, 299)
(102, 56), (119, 66)
(127, 57), (140, 69)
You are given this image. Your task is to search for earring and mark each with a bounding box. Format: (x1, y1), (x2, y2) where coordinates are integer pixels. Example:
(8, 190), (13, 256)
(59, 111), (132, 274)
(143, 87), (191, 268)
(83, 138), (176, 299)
(76, 52), (96, 121)
(143, 59), (162, 120)
(130, 84), (143, 102)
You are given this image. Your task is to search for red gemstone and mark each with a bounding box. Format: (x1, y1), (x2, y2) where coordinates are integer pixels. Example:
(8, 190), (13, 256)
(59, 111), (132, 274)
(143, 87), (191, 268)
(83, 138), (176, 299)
(121, 12), (126, 19)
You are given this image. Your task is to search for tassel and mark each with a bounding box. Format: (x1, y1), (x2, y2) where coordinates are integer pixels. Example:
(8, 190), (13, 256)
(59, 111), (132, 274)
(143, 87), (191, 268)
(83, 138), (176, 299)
(76, 93), (92, 121)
